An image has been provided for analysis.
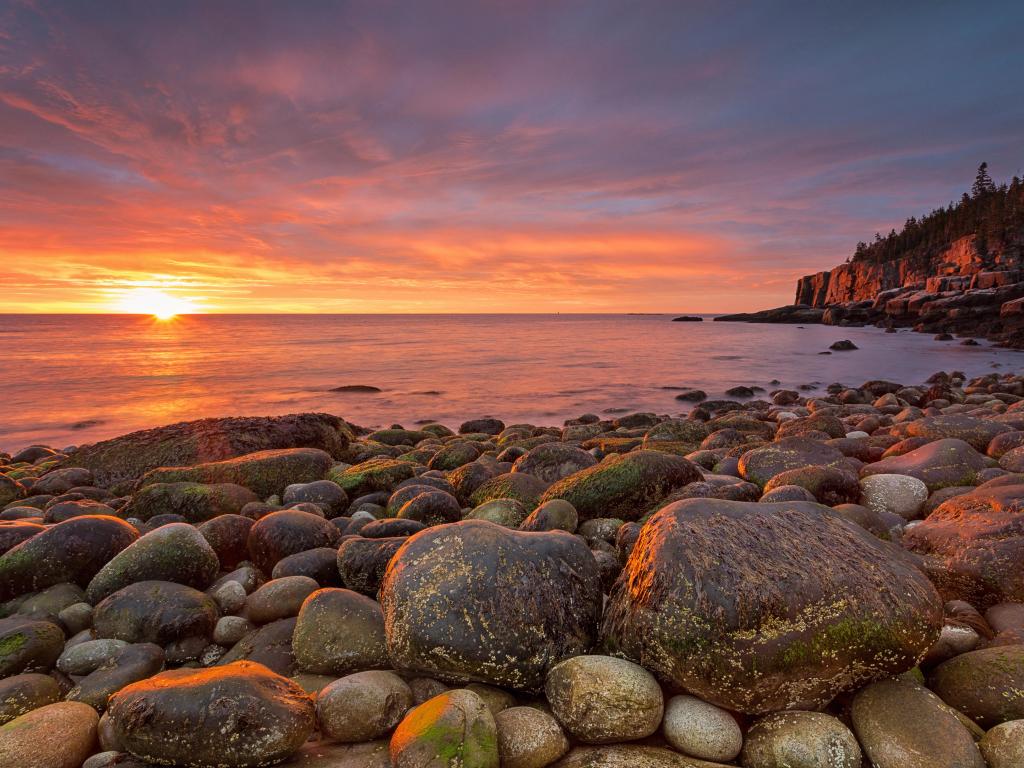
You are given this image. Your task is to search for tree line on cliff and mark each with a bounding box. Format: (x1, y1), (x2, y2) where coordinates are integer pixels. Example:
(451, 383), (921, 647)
(851, 163), (1024, 266)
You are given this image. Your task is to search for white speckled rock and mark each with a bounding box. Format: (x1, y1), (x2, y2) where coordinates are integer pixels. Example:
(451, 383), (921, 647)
(741, 710), (861, 768)
(315, 670), (413, 743)
(980, 720), (1024, 768)
(859, 473), (929, 520)
(545, 655), (663, 744)
(496, 706), (570, 768)
(661, 694), (741, 762)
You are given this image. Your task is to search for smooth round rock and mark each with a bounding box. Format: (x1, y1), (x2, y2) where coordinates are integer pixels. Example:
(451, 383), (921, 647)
(107, 660), (315, 768)
(247, 509), (341, 576)
(980, 720), (1024, 768)
(519, 499), (578, 533)
(495, 706), (569, 768)
(389, 688), (498, 768)
(56, 638), (128, 676)
(283, 480), (348, 517)
(0, 673), (60, 725)
(661, 694), (741, 762)
(545, 655), (663, 744)
(0, 618), (64, 677)
(0, 700), (99, 768)
(741, 710), (862, 768)
(928, 645), (1024, 728)
(316, 670), (413, 742)
(859, 473), (930, 520)
(292, 588), (388, 675)
(92, 580), (219, 644)
(245, 575), (319, 624)
(851, 679), (984, 768)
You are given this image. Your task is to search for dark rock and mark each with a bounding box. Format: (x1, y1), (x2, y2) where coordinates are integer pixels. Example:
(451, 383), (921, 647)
(468, 472), (548, 508)
(66, 642), (164, 712)
(337, 537), (404, 597)
(396, 490), (463, 526)
(929, 645), (1024, 728)
(459, 418), (505, 435)
(671, 316), (703, 322)
(271, 548), (343, 586)
(381, 520), (602, 691)
(737, 437), (847, 488)
(860, 438), (994, 491)
(247, 509), (341, 576)
(292, 588), (387, 675)
(601, 498), (943, 713)
(328, 458), (418, 498)
(829, 340), (858, 351)
(197, 514), (255, 570)
(331, 385), (382, 393)
(762, 466), (861, 505)
(511, 443), (598, 484)
(0, 617), (65, 676)
(217, 617), (297, 676)
(92, 581), (219, 644)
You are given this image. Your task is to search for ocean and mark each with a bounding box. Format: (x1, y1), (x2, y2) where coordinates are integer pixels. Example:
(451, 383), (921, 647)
(0, 313), (1018, 452)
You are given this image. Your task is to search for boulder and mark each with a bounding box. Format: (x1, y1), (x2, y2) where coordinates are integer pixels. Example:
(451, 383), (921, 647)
(245, 576), (319, 624)
(902, 482), (1024, 606)
(495, 706), (569, 768)
(329, 458), (418, 498)
(292, 588), (388, 675)
(980, 720), (1024, 768)
(247, 509), (341, 575)
(737, 437), (847, 487)
(92, 581), (218, 644)
(661, 694), (742, 763)
(0, 516), (138, 600)
(65, 642), (165, 711)
(316, 670), (413, 742)
(282, 479), (348, 516)
(539, 450), (702, 521)
(85, 522), (219, 604)
(121, 482), (258, 523)
(216, 617), (297, 676)
(762, 465), (860, 505)
(0, 701), (98, 768)
(860, 438), (994, 491)
(898, 414), (1013, 452)
(512, 444), (598, 484)
(142, 448), (333, 499)
(859, 473), (930, 520)
(545, 655), (663, 744)
(381, 520), (602, 691)
(107, 661), (315, 768)
(56, 412), (352, 488)
(389, 689), (498, 768)
(337, 537), (404, 596)
(741, 710), (861, 768)
(601, 498), (942, 713)
(0, 673), (60, 725)
(468, 472), (548, 508)
(0, 617), (64, 677)
(928, 646), (1024, 728)
(197, 514), (255, 570)
(850, 679), (984, 768)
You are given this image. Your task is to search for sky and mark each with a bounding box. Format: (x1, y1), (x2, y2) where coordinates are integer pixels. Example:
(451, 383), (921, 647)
(1, 1), (1023, 314)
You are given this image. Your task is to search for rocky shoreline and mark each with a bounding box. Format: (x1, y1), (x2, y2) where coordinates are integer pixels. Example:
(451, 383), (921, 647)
(2, 381), (1024, 767)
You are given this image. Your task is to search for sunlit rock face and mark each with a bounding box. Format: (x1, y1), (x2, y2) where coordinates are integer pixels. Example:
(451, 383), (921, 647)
(601, 498), (943, 714)
(106, 661), (315, 768)
(380, 520), (602, 691)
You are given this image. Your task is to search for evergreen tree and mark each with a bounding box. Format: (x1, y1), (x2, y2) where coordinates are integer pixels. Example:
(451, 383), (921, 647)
(972, 162), (995, 198)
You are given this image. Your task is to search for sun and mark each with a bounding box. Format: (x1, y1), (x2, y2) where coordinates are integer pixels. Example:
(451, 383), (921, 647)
(114, 288), (199, 320)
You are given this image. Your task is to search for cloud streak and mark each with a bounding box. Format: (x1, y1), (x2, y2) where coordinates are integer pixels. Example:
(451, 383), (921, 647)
(1, 0), (1022, 312)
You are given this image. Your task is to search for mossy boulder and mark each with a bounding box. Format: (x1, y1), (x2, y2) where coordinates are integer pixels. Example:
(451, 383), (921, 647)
(381, 520), (602, 691)
(121, 482), (258, 523)
(0, 516), (139, 601)
(902, 482), (1024, 606)
(511, 444), (598, 484)
(762, 465), (861, 505)
(0, 475), (25, 508)
(601, 498), (943, 714)
(466, 498), (530, 527)
(367, 429), (433, 447)
(0, 617), (64, 677)
(860, 438), (995, 491)
(447, 462), (500, 505)
(292, 588), (388, 675)
(85, 522), (219, 604)
(468, 472), (548, 509)
(0, 673), (60, 724)
(539, 450), (702, 521)
(328, 457), (419, 498)
(737, 437), (847, 488)
(896, 414), (1013, 452)
(396, 490), (463, 526)
(107, 661), (315, 768)
(93, 580), (218, 644)
(56, 412), (353, 488)
(141, 448), (333, 499)
(390, 688), (498, 768)
(428, 441), (483, 471)
(247, 509), (341, 575)
(0, 521), (43, 556)
(282, 479), (349, 516)
(928, 646), (1024, 728)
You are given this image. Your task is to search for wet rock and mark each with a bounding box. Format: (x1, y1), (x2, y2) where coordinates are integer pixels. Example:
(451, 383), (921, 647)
(121, 482), (259, 523)
(217, 617), (297, 676)
(550, 744), (720, 767)
(545, 655), (662, 744)
(214, 616), (254, 645)
(107, 661), (315, 768)
(540, 450), (702, 522)
(271, 547), (343, 586)
(382, 521), (602, 691)
(0, 617), (64, 676)
(829, 339), (857, 350)
(928, 645), (1024, 728)
(283, 479), (349, 516)
(511, 443), (598, 484)
(861, 438), (994, 491)
(519, 499), (578, 533)
(43, 498), (117, 523)
(247, 509), (341, 576)
(601, 498), (943, 713)
(469, 472), (548, 509)
(902, 482), (1024, 606)
(0, 516), (139, 600)
(661, 694), (742, 762)
(759, 484), (816, 503)
(0, 521), (43, 556)
(316, 670), (413, 742)
(389, 688), (498, 768)
(495, 706), (569, 768)
(859, 473), (930, 520)
(741, 710), (861, 768)
(460, 418), (505, 435)
(85, 522), (219, 604)
(12, 582), (85, 622)
(329, 458), (418, 498)
(337, 536), (404, 596)
(92, 581), (218, 644)
(292, 588), (388, 675)
(0, 673), (60, 724)
(737, 437), (847, 487)
(31, 467), (94, 495)
(57, 413), (352, 488)
(360, 518), (427, 539)
(762, 465), (860, 505)
(142, 448), (333, 499)
(897, 414), (1013, 452)
(246, 576), (319, 624)
(428, 441), (483, 471)
(397, 490), (463, 526)
(980, 720), (1024, 768)
(0, 700), (98, 768)
(66, 642), (165, 711)
(466, 498), (529, 527)
(56, 638), (127, 675)
(851, 679), (984, 768)
(197, 513), (254, 570)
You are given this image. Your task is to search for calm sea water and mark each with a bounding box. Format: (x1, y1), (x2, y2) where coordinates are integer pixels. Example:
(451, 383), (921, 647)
(0, 314), (1019, 452)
